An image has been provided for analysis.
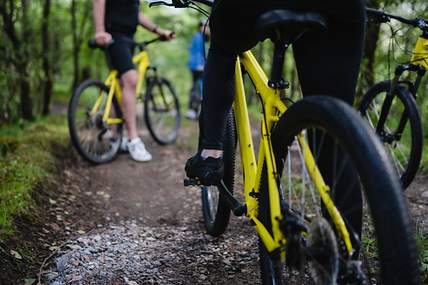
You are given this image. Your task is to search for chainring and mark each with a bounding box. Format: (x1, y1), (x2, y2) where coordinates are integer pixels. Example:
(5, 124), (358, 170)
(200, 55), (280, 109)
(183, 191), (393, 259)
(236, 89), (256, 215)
(307, 218), (339, 285)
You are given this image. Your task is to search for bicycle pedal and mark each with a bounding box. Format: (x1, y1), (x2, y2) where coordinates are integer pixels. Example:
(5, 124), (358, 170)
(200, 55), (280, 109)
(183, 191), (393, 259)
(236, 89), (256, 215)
(184, 178), (201, 187)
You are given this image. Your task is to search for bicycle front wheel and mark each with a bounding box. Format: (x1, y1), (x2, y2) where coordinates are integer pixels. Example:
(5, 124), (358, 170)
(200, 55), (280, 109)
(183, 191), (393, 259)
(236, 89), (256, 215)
(144, 77), (180, 145)
(359, 80), (423, 189)
(258, 96), (419, 285)
(68, 79), (123, 164)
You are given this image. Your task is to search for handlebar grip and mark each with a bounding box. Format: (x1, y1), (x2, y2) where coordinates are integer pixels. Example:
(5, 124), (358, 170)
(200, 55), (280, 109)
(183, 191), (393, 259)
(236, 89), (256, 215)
(88, 39), (114, 49)
(88, 39), (98, 49)
(366, 8), (390, 23)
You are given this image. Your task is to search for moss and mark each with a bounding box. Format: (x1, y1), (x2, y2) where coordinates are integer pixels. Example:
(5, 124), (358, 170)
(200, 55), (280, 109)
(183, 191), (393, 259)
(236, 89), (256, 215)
(0, 115), (68, 239)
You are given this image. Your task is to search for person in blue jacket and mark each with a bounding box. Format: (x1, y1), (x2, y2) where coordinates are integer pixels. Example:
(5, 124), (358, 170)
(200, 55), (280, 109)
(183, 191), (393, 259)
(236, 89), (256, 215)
(186, 20), (210, 120)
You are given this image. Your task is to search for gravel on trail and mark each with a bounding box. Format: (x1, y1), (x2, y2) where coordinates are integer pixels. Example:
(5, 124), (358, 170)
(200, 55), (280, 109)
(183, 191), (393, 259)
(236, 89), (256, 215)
(37, 123), (427, 285)
(44, 221), (259, 285)
(40, 126), (263, 285)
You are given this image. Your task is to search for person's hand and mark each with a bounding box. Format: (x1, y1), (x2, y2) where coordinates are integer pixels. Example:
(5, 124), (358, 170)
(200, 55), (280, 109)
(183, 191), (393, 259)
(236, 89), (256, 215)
(156, 28), (175, 41)
(95, 32), (113, 46)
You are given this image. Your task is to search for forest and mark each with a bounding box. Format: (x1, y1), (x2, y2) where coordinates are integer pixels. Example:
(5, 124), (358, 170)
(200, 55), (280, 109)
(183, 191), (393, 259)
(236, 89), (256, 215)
(0, 0), (428, 284)
(0, 0), (427, 123)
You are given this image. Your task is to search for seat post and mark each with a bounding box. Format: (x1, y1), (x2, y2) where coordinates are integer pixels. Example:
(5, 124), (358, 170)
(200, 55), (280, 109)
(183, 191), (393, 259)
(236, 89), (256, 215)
(268, 39), (290, 90)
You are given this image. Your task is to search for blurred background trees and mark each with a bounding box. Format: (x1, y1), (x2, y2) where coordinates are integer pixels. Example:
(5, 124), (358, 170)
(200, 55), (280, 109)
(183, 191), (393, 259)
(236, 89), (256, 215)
(0, 0), (427, 125)
(0, 0), (203, 124)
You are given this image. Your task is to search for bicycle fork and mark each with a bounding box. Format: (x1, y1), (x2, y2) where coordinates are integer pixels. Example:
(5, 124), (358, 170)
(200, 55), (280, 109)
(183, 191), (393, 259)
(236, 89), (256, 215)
(375, 64), (420, 143)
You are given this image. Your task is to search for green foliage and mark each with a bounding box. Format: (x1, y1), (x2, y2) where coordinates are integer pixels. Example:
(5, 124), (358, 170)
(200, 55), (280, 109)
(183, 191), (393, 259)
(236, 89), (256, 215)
(0, 116), (68, 239)
(416, 232), (428, 283)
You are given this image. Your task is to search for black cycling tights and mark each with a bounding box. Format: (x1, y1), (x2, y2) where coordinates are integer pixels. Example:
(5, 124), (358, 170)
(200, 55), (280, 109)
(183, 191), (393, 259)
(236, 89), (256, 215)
(198, 3), (365, 240)
(200, 18), (365, 150)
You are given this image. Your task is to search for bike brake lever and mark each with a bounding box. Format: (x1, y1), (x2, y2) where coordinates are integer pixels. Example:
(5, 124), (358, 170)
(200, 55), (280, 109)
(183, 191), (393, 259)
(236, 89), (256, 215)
(148, 1), (174, 7)
(148, 0), (190, 8)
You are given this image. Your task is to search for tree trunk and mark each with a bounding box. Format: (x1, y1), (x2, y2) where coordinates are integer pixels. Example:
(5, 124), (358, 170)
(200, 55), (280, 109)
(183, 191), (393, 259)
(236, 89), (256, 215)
(19, 0), (34, 120)
(356, 0), (381, 102)
(71, 0), (80, 91)
(362, 24), (381, 89)
(19, 73), (33, 120)
(42, 0), (53, 116)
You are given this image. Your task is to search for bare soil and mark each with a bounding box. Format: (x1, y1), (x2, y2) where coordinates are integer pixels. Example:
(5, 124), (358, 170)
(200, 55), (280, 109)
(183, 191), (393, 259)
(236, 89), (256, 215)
(1, 121), (427, 285)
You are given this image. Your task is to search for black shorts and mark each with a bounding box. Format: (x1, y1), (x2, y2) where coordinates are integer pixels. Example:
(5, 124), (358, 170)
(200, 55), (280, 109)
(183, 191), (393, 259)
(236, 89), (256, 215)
(210, 0), (366, 53)
(106, 34), (136, 76)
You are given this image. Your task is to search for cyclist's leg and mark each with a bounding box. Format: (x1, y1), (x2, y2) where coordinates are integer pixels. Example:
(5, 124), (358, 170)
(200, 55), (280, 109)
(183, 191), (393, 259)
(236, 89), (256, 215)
(121, 70), (139, 139)
(187, 70), (203, 119)
(293, 12), (366, 241)
(107, 35), (151, 161)
(107, 35), (139, 139)
(199, 43), (236, 151)
(185, 43), (236, 184)
(194, 70), (204, 104)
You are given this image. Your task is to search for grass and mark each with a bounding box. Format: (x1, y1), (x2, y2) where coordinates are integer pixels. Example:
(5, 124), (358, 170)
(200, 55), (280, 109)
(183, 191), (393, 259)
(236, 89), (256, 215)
(0, 115), (68, 239)
(416, 231), (428, 283)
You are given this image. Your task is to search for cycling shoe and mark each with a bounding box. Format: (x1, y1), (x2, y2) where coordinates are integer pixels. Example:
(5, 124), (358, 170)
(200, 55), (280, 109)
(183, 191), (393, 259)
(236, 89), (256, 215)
(185, 153), (224, 186)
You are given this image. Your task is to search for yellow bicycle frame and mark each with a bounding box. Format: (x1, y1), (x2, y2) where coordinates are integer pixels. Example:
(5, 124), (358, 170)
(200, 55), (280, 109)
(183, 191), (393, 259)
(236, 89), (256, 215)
(90, 50), (151, 125)
(411, 36), (428, 70)
(234, 51), (353, 257)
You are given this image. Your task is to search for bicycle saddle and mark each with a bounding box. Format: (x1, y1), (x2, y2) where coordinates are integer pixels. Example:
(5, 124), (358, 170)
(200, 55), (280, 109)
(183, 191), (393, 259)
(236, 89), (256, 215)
(255, 10), (328, 43)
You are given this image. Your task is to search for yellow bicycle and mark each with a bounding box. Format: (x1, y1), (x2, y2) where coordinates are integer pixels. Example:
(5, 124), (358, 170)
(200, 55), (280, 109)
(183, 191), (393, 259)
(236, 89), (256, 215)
(68, 37), (180, 164)
(359, 8), (428, 189)
(152, 1), (420, 284)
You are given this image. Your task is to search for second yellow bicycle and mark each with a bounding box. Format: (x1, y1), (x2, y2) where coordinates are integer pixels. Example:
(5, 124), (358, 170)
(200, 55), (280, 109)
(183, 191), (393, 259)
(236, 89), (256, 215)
(68, 37), (181, 164)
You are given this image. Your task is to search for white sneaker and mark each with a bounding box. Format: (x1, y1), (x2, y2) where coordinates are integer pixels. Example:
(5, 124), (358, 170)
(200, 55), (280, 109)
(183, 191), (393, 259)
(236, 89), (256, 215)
(120, 136), (129, 152)
(185, 109), (197, 120)
(128, 138), (152, 162)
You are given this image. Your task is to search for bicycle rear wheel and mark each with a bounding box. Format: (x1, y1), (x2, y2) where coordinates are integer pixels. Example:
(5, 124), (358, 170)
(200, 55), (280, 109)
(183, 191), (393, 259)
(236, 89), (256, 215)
(359, 80), (423, 189)
(144, 77), (180, 145)
(201, 111), (236, 237)
(68, 79), (123, 164)
(258, 96), (419, 285)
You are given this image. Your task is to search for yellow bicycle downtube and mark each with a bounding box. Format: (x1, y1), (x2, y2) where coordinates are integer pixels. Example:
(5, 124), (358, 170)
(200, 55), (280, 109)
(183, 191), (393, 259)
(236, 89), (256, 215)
(91, 71), (118, 116)
(103, 75), (119, 123)
(234, 58), (281, 253)
(297, 133), (353, 254)
(233, 58), (258, 215)
(261, 119), (285, 248)
(106, 81), (124, 125)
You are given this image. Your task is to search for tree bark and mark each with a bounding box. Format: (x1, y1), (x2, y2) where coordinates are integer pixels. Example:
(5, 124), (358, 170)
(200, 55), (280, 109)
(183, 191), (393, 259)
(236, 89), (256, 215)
(0, 0), (34, 120)
(19, 0), (34, 120)
(71, 0), (80, 91)
(42, 0), (53, 115)
(356, 0), (381, 102)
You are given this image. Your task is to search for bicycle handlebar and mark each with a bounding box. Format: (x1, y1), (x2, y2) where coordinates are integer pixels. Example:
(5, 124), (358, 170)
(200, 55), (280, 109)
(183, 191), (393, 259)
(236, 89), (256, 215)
(148, 0), (212, 8)
(88, 33), (175, 50)
(366, 8), (428, 32)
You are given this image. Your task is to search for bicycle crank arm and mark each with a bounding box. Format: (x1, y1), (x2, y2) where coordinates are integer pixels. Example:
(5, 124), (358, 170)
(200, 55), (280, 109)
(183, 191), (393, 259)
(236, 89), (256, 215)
(184, 177), (201, 186)
(183, 178), (247, 216)
(218, 180), (247, 217)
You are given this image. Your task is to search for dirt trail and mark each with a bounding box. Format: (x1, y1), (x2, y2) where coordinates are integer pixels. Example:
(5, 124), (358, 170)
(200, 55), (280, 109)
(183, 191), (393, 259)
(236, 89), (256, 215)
(40, 125), (262, 285)
(4, 116), (426, 284)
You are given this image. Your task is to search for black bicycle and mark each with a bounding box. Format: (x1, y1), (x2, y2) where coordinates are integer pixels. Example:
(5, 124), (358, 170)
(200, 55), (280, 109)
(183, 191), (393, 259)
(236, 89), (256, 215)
(359, 8), (427, 189)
